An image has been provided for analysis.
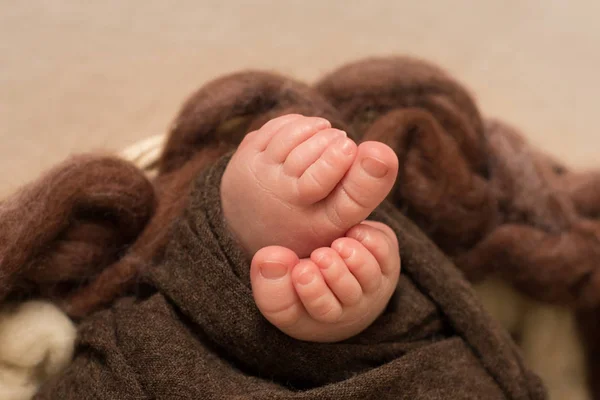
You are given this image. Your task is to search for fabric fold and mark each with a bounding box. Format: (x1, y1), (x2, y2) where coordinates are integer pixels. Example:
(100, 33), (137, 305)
(36, 153), (545, 399)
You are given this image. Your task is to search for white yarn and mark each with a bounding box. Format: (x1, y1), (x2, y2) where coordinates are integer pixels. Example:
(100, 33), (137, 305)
(0, 301), (77, 400)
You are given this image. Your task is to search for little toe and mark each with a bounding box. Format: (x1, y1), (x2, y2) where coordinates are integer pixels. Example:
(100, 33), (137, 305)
(251, 246), (304, 329)
(322, 141), (398, 230)
(283, 128), (347, 177)
(331, 237), (382, 294)
(264, 116), (331, 163)
(347, 222), (401, 279)
(295, 136), (357, 205)
(311, 247), (362, 306)
(251, 114), (304, 152)
(291, 261), (343, 323)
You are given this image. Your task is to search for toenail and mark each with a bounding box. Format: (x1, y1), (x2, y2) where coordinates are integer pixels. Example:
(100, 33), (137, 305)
(361, 157), (389, 178)
(333, 242), (354, 259)
(316, 253), (333, 269)
(339, 138), (355, 155)
(296, 268), (315, 285)
(350, 227), (367, 242)
(260, 262), (288, 279)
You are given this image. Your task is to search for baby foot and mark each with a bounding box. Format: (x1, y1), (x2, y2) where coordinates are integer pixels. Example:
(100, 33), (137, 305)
(250, 221), (400, 342)
(221, 114), (399, 258)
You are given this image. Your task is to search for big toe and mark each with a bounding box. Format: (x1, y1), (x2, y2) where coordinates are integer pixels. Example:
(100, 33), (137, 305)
(321, 141), (398, 231)
(250, 246), (304, 329)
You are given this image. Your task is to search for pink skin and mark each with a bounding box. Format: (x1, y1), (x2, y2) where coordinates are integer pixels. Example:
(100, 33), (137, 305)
(250, 221), (400, 342)
(220, 114), (401, 342)
(221, 114), (399, 258)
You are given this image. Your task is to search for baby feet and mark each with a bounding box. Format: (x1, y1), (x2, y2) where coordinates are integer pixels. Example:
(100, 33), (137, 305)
(221, 114), (399, 258)
(221, 114), (401, 342)
(250, 221), (400, 342)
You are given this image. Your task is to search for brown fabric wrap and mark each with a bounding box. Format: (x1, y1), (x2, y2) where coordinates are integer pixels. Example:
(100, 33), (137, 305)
(35, 155), (545, 399)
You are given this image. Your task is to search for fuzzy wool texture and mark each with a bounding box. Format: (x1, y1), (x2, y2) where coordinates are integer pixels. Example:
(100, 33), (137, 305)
(0, 301), (76, 400)
(0, 154), (156, 304)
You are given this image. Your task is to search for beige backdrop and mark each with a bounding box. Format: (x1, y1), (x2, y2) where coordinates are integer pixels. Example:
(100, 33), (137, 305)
(1, 1), (599, 197)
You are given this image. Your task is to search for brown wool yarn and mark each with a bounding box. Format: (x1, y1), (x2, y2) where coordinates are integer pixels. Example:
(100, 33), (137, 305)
(315, 57), (498, 255)
(310, 58), (600, 312)
(0, 154), (155, 303)
(63, 146), (229, 317)
(457, 120), (600, 307)
(315, 57), (487, 172)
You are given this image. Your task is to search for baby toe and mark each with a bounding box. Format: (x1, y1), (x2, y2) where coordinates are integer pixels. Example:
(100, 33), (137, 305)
(347, 222), (400, 279)
(331, 237), (383, 294)
(264, 116), (331, 163)
(251, 114), (304, 152)
(321, 141), (398, 230)
(291, 260), (343, 323)
(295, 136), (357, 205)
(283, 128), (347, 178)
(311, 247), (362, 306)
(250, 246), (303, 329)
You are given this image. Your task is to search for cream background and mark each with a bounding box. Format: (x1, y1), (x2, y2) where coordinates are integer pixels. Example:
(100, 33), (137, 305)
(1, 0), (599, 197)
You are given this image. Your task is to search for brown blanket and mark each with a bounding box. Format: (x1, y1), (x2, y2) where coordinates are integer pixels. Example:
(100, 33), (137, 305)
(35, 153), (545, 399)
